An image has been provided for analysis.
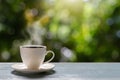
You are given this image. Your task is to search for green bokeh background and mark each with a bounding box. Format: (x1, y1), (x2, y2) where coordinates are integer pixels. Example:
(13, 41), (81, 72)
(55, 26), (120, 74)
(0, 0), (120, 62)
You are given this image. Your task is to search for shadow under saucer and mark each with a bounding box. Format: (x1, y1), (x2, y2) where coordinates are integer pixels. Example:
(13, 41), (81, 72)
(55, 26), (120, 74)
(11, 70), (56, 78)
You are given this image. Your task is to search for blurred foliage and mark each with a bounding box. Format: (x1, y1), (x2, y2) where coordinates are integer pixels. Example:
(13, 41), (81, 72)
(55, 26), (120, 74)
(0, 0), (120, 62)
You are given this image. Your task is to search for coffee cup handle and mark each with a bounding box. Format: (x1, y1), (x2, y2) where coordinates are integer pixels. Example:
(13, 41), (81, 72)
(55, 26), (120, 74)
(44, 50), (55, 63)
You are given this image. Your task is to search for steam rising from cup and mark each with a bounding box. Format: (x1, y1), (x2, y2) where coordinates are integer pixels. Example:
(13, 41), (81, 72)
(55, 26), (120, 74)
(25, 21), (46, 45)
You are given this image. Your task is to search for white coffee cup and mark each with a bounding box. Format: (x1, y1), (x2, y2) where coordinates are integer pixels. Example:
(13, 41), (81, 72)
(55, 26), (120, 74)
(20, 45), (55, 70)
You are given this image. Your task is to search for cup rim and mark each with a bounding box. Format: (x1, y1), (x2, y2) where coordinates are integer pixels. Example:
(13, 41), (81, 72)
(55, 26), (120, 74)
(20, 45), (46, 48)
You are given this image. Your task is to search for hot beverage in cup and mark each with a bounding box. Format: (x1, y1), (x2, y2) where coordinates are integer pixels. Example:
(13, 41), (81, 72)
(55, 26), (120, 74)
(20, 45), (55, 70)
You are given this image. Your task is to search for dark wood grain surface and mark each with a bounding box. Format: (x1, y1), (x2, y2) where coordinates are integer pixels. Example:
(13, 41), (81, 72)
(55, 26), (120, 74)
(0, 63), (120, 80)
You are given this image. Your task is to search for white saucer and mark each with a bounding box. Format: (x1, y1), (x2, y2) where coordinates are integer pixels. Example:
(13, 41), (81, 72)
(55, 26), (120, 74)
(11, 63), (55, 73)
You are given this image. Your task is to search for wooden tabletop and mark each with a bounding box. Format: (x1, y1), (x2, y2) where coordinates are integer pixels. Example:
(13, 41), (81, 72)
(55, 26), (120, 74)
(0, 63), (120, 80)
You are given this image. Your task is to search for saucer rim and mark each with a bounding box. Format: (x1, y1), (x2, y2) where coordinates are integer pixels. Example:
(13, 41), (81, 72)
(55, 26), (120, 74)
(11, 63), (55, 73)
